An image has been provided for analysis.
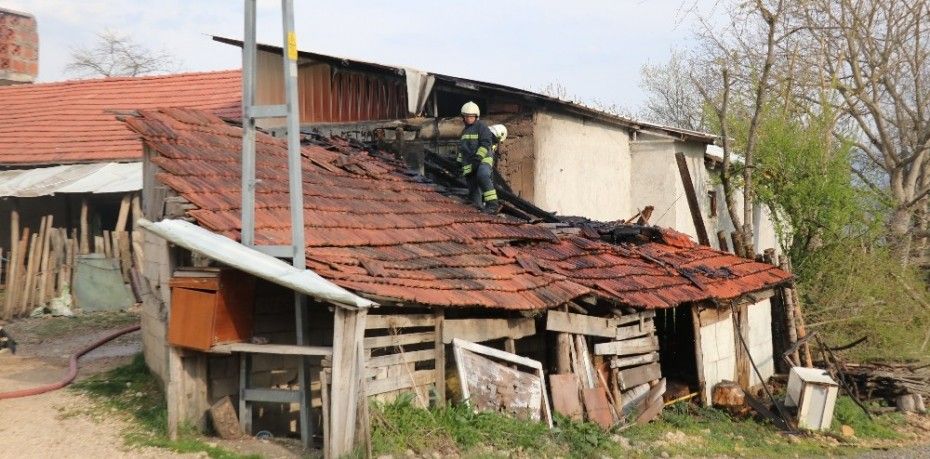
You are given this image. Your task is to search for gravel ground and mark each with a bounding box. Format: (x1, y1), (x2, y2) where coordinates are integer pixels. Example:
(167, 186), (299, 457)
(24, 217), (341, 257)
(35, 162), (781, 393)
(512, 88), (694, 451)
(854, 444), (930, 458)
(0, 322), (195, 459)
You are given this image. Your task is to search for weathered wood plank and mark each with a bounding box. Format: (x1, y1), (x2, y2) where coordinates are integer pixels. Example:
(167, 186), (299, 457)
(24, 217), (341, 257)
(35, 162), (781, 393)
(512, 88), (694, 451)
(210, 343), (333, 356)
(367, 349), (435, 369)
(594, 335), (659, 356)
(367, 369), (436, 396)
(618, 363), (662, 390)
(442, 317), (535, 344)
(365, 331), (435, 349)
(615, 321), (656, 340)
(616, 310), (656, 326)
(366, 314), (435, 330)
(610, 352), (659, 369)
(546, 310), (618, 338)
(549, 373), (583, 421)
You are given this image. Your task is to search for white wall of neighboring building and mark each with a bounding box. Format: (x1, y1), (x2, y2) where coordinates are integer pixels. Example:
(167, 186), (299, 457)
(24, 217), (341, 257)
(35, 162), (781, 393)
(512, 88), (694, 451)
(629, 135), (712, 244)
(532, 111), (632, 221)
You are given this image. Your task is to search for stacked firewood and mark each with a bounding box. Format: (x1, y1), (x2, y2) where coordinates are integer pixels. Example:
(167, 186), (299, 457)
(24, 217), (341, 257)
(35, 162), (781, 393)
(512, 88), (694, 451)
(1, 195), (143, 319)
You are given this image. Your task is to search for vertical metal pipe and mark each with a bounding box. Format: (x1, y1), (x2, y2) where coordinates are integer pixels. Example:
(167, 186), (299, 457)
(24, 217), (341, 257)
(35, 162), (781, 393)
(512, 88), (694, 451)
(280, 0), (312, 447)
(241, 0), (257, 247)
(281, 0), (305, 270)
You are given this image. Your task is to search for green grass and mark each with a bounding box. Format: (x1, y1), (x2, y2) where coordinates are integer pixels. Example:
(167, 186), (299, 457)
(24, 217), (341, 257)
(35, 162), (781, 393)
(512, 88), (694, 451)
(622, 402), (851, 458)
(370, 393), (625, 458)
(831, 396), (903, 440)
(371, 395), (915, 458)
(71, 353), (258, 459)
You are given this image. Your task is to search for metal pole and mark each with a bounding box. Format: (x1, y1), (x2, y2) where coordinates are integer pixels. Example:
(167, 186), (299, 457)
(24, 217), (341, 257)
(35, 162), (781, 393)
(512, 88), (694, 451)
(241, 0), (257, 247)
(280, 0), (312, 447)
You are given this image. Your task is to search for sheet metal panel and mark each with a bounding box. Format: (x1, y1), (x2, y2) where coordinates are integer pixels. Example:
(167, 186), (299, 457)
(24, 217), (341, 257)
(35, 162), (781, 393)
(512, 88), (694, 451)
(137, 218), (375, 310)
(0, 162), (141, 197)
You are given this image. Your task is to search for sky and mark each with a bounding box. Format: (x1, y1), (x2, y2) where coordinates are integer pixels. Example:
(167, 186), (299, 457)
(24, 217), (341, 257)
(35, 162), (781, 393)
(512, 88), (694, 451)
(4, 0), (718, 112)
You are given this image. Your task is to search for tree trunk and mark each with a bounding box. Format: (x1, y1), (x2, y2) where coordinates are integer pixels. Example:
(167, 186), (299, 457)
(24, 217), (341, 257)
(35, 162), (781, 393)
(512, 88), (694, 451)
(889, 206), (914, 264)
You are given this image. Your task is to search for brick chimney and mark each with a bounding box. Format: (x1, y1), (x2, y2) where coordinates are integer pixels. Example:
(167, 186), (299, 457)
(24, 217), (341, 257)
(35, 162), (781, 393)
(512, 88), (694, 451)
(0, 7), (38, 85)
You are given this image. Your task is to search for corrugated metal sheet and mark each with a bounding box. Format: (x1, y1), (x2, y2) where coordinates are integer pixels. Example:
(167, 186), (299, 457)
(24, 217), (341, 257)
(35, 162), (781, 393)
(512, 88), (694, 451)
(122, 107), (791, 311)
(0, 162), (141, 197)
(138, 218), (376, 309)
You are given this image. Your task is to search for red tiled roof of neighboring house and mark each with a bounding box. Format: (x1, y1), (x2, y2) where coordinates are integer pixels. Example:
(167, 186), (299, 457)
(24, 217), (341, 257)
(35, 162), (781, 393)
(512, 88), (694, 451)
(123, 107), (791, 310)
(0, 70), (241, 165)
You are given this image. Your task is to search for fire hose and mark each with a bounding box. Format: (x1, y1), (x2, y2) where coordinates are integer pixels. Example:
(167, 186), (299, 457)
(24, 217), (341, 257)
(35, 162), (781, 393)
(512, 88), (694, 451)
(0, 324), (141, 400)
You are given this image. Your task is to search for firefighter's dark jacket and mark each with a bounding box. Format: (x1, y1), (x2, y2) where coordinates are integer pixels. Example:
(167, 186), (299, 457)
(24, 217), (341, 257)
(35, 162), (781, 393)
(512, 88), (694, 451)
(458, 120), (494, 166)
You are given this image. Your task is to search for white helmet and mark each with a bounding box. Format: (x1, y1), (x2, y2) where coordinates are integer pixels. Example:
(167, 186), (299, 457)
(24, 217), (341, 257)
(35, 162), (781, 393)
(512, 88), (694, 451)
(460, 101), (480, 117)
(489, 124), (508, 143)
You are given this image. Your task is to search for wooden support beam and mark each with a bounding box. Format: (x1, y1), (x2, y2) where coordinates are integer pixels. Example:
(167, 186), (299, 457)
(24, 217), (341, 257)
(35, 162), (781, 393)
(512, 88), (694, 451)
(546, 310), (618, 338)
(675, 152), (710, 246)
(329, 308), (367, 457)
(4, 204), (19, 319)
(594, 335), (659, 356)
(80, 198), (89, 255)
(433, 309), (446, 405)
(610, 352), (659, 369)
(717, 231), (730, 252)
(366, 314), (435, 330)
(442, 317), (535, 344)
(618, 362), (662, 390)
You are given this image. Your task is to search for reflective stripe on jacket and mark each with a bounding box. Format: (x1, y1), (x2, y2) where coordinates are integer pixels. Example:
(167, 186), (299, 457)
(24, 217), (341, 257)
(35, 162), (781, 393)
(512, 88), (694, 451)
(459, 120), (493, 166)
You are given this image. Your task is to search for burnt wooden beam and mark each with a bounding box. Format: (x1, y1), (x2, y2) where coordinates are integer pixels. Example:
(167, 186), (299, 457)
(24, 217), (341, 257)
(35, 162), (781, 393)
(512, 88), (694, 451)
(675, 152), (711, 246)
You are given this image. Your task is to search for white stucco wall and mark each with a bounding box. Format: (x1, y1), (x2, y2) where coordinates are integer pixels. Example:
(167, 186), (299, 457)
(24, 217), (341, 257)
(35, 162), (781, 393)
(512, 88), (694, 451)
(697, 306), (737, 405)
(711, 183), (780, 255)
(532, 111), (631, 221)
(630, 136), (709, 241)
(746, 298), (775, 387)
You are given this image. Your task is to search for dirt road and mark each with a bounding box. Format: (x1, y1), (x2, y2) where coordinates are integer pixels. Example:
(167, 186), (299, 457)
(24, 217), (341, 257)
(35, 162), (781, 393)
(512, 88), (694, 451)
(0, 314), (193, 459)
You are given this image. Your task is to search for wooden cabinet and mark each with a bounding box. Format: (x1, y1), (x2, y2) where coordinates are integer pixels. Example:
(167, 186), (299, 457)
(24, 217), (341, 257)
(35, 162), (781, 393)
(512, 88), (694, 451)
(168, 269), (256, 351)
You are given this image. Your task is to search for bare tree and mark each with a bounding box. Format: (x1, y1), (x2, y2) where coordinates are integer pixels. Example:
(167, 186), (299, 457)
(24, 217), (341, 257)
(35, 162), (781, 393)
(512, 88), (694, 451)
(639, 50), (707, 131)
(689, 0), (797, 258)
(800, 0), (930, 263)
(65, 30), (178, 78)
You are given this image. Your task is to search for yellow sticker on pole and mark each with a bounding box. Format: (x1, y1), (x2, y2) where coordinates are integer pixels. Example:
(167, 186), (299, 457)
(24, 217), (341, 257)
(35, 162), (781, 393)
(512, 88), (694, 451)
(287, 32), (298, 61)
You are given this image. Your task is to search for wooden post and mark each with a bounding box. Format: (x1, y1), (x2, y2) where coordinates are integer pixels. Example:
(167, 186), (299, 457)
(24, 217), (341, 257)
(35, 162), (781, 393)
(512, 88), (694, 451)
(8, 228), (29, 318)
(675, 152), (710, 246)
(716, 231), (730, 252)
(691, 304), (707, 405)
(115, 194), (131, 233)
(80, 198), (89, 255)
(329, 308), (367, 457)
(37, 216), (54, 307)
(21, 231), (39, 315)
(731, 231), (745, 258)
(433, 309), (446, 405)
(735, 303), (751, 388)
(556, 333), (572, 374)
(778, 256), (801, 366)
(4, 204), (20, 319)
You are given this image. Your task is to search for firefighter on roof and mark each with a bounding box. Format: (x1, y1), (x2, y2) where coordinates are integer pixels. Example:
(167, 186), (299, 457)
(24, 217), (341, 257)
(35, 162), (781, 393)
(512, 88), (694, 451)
(458, 101), (501, 214)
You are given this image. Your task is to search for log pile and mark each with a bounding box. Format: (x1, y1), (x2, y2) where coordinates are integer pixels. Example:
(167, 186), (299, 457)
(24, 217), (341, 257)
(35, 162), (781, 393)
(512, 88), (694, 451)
(1, 194), (143, 319)
(839, 362), (930, 405)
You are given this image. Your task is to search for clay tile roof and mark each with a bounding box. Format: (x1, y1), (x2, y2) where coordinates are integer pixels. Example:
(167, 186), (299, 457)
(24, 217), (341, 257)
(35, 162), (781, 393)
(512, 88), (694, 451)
(0, 70), (241, 166)
(519, 235), (791, 309)
(123, 107), (791, 310)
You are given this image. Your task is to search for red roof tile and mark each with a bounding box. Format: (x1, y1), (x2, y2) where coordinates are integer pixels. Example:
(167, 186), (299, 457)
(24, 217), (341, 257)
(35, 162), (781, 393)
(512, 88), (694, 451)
(0, 70), (241, 165)
(123, 107), (791, 310)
